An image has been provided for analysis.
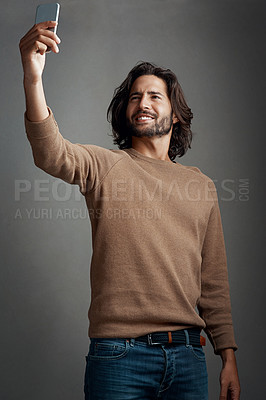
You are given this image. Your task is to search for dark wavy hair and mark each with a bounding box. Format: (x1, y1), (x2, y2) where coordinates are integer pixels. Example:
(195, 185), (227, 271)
(107, 61), (193, 160)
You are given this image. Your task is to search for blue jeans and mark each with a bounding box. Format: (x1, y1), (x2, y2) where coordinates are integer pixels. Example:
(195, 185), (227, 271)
(84, 330), (208, 399)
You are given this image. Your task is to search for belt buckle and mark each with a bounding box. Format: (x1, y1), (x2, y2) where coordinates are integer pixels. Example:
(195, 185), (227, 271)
(147, 334), (161, 346)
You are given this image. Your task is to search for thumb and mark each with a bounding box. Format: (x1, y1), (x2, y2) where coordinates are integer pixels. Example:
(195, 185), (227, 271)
(35, 42), (47, 55)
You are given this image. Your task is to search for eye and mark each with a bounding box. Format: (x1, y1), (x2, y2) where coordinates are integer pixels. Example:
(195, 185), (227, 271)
(130, 96), (140, 101)
(152, 95), (161, 100)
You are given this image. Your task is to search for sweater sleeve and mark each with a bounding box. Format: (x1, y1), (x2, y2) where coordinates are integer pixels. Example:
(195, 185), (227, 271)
(24, 107), (100, 195)
(198, 180), (238, 354)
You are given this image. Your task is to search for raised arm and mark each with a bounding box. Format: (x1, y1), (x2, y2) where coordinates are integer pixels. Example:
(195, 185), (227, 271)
(19, 22), (93, 194)
(19, 21), (61, 121)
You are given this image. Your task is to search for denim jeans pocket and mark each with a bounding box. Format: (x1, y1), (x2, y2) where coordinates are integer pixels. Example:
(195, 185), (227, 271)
(88, 339), (130, 360)
(187, 345), (206, 361)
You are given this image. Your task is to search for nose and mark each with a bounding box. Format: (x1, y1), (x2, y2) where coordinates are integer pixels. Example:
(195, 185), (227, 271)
(138, 94), (151, 110)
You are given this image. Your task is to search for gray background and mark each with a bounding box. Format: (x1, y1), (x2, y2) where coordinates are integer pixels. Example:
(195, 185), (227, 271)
(1, 0), (265, 399)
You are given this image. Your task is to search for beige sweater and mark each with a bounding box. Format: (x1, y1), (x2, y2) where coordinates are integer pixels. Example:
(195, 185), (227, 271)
(25, 107), (238, 354)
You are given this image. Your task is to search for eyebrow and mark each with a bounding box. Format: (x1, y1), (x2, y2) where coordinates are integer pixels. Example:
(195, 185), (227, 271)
(129, 91), (165, 98)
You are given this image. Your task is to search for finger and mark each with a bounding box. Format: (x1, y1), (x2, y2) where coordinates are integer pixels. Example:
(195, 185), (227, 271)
(219, 384), (229, 400)
(230, 387), (241, 400)
(20, 26), (60, 50)
(20, 32), (59, 55)
(33, 27), (60, 44)
(35, 20), (58, 30)
(20, 21), (57, 42)
(21, 36), (58, 56)
(23, 40), (48, 56)
(34, 41), (47, 56)
(34, 35), (59, 53)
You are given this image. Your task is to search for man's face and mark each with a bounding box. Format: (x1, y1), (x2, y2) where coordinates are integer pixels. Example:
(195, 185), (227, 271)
(126, 75), (178, 138)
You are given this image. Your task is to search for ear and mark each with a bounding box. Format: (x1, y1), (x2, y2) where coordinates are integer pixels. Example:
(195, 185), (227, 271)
(172, 114), (179, 124)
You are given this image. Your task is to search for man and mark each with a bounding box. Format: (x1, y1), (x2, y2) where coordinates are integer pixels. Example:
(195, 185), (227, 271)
(19, 21), (240, 400)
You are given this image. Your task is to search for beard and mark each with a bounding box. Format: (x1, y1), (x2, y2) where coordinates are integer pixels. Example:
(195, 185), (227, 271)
(126, 111), (173, 138)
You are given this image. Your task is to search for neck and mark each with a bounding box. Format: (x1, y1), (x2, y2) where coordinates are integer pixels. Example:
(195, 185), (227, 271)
(131, 135), (172, 162)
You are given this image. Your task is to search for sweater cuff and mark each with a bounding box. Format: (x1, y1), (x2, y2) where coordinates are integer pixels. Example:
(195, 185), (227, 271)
(206, 326), (238, 355)
(24, 106), (58, 139)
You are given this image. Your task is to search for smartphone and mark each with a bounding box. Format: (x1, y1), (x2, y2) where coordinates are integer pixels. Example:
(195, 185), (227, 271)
(35, 3), (60, 52)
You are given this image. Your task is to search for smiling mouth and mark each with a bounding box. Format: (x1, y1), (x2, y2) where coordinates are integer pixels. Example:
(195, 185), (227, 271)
(135, 114), (155, 123)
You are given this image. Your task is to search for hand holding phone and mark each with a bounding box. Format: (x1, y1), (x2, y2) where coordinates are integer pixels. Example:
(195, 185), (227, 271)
(19, 4), (61, 85)
(35, 3), (60, 53)
(19, 4), (61, 122)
